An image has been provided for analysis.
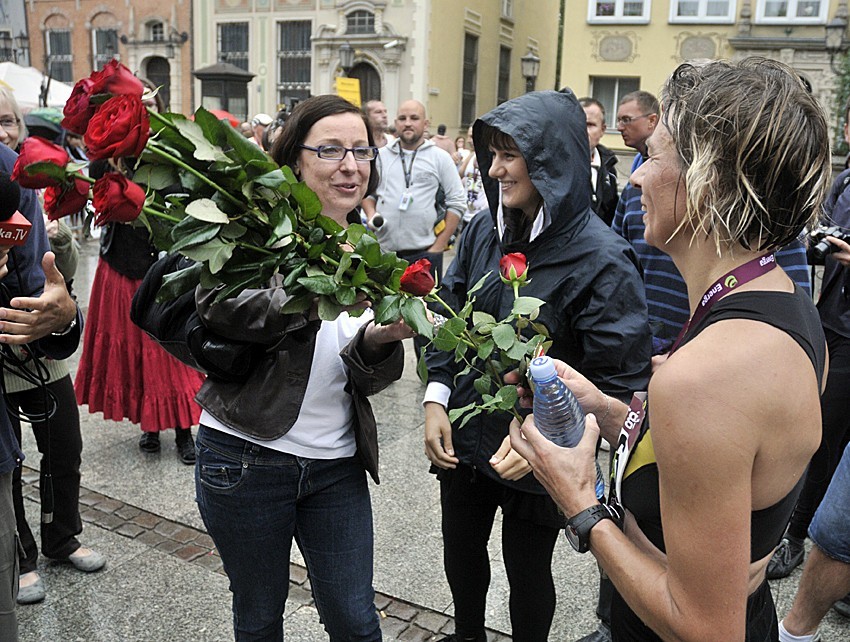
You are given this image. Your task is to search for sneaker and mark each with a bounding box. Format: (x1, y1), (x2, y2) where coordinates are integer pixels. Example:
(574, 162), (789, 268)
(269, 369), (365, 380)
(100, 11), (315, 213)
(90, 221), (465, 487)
(576, 623), (612, 642)
(834, 592), (850, 618)
(767, 537), (805, 580)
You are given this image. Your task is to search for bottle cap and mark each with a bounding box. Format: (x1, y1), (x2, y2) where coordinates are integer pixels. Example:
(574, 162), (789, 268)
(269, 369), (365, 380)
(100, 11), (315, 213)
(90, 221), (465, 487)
(529, 355), (557, 383)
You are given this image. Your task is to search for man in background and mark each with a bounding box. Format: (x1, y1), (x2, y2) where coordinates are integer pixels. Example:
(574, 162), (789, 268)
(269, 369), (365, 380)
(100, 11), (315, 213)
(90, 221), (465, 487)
(363, 100), (394, 148)
(579, 97), (618, 226)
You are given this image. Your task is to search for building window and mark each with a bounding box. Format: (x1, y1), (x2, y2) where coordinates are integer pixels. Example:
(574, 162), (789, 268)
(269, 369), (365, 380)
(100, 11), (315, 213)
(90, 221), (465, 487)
(670, 0), (735, 21)
(497, 46), (510, 105)
(0, 31), (12, 62)
(218, 22), (249, 71)
(502, 0), (514, 19)
(93, 28), (118, 71)
(590, 76), (640, 129)
(588, 0), (651, 23)
(46, 30), (73, 82)
(277, 20), (312, 106)
(346, 10), (375, 34)
(461, 33), (478, 127)
(149, 22), (165, 42)
(755, 0), (826, 22)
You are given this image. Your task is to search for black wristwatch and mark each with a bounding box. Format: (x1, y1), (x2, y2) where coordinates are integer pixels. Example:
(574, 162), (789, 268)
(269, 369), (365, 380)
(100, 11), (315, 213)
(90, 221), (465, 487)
(565, 503), (623, 553)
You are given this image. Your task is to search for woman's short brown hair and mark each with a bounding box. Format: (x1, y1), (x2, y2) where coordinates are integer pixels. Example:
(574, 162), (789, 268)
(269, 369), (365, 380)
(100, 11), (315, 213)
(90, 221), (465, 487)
(662, 57), (831, 253)
(271, 94), (379, 198)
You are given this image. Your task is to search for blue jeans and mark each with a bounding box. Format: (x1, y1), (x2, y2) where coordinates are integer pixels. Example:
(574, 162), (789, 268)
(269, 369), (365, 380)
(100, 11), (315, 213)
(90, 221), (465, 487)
(809, 442), (850, 564)
(194, 426), (381, 641)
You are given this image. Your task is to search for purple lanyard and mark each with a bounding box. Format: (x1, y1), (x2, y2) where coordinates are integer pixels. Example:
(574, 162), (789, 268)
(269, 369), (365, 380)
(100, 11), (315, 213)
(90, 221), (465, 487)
(669, 253), (778, 355)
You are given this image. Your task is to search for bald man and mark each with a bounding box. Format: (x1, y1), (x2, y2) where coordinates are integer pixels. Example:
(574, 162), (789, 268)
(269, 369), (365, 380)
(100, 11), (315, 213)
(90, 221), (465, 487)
(362, 99), (465, 279)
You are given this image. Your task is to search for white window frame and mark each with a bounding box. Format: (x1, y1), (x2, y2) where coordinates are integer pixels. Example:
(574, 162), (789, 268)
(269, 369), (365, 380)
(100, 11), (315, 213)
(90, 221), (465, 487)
(588, 0), (651, 24)
(754, 0), (827, 24)
(502, 0), (514, 19)
(669, 0), (736, 23)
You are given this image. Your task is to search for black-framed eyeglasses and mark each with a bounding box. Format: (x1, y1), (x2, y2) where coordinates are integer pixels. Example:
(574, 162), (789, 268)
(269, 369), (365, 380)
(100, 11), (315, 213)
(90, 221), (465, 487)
(0, 117), (19, 130)
(299, 144), (378, 162)
(616, 114), (653, 126)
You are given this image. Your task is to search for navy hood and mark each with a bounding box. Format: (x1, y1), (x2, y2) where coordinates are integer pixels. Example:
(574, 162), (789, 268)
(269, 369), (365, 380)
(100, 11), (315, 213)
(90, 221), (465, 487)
(472, 90), (593, 245)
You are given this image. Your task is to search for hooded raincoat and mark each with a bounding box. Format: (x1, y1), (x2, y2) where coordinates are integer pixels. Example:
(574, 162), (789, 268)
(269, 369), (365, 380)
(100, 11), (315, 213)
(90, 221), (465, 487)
(425, 90), (651, 493)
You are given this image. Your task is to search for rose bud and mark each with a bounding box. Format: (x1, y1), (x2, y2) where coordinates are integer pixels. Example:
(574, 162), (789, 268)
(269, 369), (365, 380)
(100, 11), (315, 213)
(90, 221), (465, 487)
(85, 94), (151, 160)
(61, 77), (97, 134)
(44, 176), (91, 220)
(499, 252), (529, 285)
(92, 173), (146, 225)
(11, 137), (70, 189)
(400, 258), (436, 297)
(90, 59), (144, 97)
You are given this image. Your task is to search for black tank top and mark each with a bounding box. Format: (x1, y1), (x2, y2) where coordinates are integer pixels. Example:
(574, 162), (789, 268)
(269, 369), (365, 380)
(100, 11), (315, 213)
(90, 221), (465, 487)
(614, 286), (826, 641)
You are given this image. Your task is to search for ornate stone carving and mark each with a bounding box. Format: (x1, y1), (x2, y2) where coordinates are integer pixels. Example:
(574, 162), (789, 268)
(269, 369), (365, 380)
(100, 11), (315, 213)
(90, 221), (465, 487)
(592, 33), (636, 62)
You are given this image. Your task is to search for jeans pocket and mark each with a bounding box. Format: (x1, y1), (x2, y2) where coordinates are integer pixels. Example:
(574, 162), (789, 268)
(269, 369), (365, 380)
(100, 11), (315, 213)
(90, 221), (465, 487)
(198, 445), (245, 492)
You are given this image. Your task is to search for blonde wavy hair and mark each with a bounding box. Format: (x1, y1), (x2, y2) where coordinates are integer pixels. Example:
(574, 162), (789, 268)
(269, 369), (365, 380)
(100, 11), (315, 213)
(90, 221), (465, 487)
(662, 58), (831, 254)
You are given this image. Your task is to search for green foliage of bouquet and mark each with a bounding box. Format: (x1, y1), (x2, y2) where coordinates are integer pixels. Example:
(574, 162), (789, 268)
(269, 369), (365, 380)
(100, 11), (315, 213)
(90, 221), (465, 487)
(12, 61), (552, 424)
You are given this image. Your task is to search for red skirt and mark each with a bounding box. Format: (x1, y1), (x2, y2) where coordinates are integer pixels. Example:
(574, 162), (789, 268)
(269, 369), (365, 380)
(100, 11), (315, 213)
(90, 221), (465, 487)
(74, 258), (205, 432)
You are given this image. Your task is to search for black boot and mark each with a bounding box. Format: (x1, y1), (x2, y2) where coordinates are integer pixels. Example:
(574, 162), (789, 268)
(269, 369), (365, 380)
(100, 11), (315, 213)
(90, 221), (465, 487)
(175, 428), (196, 465)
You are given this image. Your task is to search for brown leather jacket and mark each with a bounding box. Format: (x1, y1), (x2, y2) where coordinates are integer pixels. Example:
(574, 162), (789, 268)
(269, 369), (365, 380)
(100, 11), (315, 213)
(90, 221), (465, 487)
(194, 284), (404, 483)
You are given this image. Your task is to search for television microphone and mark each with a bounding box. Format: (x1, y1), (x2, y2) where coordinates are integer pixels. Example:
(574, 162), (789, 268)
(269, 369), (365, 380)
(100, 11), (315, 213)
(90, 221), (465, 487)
(0, 172), (31, 246)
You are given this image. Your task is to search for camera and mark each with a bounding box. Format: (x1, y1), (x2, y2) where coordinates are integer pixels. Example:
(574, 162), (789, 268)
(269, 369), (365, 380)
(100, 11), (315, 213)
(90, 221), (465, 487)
(807, 225), (850, 264)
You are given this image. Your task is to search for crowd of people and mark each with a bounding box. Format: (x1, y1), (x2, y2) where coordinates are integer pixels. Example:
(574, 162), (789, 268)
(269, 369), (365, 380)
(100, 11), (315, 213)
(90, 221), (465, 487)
(0, 55), (848, 642)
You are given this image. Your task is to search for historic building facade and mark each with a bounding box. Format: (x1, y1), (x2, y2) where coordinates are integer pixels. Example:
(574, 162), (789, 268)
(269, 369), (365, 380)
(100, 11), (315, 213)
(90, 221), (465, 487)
(25, 0), (193, 114)
(195, 0), (560, 136)
(562, 0), (849, 153)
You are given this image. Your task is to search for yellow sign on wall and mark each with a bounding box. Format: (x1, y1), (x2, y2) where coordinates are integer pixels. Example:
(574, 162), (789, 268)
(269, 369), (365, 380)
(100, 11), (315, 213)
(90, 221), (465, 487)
(336, 77), (361, 107)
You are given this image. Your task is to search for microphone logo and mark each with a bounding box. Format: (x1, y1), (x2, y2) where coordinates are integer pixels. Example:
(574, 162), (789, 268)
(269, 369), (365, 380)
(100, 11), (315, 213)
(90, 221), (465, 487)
(0, 211), (32, 246)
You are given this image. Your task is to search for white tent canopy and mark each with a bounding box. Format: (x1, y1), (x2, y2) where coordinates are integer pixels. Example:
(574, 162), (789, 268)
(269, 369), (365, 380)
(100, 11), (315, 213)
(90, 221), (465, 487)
(0, 62), (73, 111)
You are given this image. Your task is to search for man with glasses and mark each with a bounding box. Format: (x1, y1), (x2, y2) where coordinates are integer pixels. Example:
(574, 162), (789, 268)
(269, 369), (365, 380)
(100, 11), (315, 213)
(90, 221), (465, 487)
(361, 99), (465, 280)
(615, 90), (659, 171)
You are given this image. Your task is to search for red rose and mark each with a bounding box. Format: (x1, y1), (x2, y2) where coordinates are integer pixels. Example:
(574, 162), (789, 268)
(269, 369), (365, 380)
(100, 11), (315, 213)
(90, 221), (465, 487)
(85, 95), (150, 160)
(60, 78), (97, 134)
(499, 252), (528, 283)
(89, 60), (144, 97)
(92, 173), (146, 224)
(44, 176), (90, 220)
(10, 137), (70, 188)
(400, 258), (435, 296)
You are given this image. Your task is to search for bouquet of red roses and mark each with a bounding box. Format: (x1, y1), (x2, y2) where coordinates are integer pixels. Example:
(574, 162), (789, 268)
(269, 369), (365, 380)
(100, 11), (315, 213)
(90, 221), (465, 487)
(12, 60), (434, 333)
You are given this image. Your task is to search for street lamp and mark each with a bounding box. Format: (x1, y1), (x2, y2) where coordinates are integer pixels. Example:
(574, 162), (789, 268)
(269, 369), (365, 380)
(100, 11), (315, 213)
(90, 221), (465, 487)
(521, 50), (541, 93)
(826, 14), (848, 73)
(15, 32), (28, 65)
(339, 42), (355, 76)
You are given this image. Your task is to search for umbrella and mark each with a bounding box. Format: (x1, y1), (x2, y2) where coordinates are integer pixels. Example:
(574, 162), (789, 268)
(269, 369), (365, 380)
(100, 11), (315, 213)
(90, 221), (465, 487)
(206, 109), (241, 127)
(24, 113), (62, 142)
(0, 62), (73, 110)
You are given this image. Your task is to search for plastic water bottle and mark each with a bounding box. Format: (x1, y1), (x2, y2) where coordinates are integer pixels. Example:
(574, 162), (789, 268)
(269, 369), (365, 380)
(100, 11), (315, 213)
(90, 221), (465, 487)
(529, 356), (606, 499)
(529, 356), (585, 448)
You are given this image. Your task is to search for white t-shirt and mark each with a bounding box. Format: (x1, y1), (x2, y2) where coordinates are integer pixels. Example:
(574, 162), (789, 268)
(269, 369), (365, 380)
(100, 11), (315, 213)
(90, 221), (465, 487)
(200, 311), (372, 459)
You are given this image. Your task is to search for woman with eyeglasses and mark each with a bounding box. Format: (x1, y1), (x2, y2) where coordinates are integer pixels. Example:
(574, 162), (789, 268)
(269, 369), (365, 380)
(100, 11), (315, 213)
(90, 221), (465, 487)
(0, 88), (25, 152)
(193, 94), (413, 641)
(509, 59), (830, 641)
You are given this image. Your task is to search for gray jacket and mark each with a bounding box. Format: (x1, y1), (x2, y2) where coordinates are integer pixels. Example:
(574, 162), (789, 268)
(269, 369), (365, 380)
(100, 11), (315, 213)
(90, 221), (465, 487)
(194, 283), (404, 483)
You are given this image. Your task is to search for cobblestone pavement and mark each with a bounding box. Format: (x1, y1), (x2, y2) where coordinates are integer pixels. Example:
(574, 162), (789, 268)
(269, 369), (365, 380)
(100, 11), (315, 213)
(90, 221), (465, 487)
(20, 467), (510, 642)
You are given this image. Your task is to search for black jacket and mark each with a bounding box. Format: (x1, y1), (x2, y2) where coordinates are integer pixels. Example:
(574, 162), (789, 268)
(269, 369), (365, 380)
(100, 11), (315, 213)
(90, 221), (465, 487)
(425, 90), (651, 493)
(817, 168), (850, 338)
(591, 144), (619, 226)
